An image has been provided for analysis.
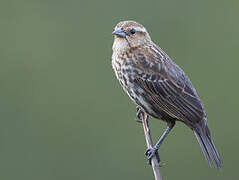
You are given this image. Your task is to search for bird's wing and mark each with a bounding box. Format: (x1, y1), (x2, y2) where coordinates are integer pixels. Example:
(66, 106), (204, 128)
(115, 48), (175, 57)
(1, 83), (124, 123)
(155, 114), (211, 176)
(133, 45), (205, 124)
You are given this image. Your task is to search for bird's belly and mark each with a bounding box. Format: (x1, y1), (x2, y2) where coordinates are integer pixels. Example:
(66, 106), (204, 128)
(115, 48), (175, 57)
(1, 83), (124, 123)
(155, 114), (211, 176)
(117, 73), (161, 119)
(112, 58), (162, 119)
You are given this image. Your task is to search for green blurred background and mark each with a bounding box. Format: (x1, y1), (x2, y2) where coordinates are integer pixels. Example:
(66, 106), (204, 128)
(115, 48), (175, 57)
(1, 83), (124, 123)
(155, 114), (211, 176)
(0, 0), (238, 179)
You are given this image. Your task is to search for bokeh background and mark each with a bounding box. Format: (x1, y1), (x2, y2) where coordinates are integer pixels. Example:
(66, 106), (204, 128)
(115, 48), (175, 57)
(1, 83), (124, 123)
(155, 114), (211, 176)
(0, 0), (238, 179)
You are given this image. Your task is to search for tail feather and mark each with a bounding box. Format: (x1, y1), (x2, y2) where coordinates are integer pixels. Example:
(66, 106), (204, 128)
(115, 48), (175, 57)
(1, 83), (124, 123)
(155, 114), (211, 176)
(194, 120), (222, 169)
(194, 131), (212, 166)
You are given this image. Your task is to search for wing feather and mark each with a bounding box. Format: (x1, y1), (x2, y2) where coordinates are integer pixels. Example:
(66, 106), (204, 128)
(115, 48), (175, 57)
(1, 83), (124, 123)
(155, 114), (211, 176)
(133, 45), (205, 124)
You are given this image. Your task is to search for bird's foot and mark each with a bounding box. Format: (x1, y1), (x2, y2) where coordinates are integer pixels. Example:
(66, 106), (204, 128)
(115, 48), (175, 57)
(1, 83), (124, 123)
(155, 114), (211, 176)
(145, 147), (160, 165)
(136, 106), (143, 123)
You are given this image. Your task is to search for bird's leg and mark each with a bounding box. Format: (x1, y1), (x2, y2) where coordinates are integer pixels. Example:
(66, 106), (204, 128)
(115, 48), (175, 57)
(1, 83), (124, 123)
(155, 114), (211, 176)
(136, 106), (143, 123)
(145, 121), (175, 164)
(140, 111), (161, 164)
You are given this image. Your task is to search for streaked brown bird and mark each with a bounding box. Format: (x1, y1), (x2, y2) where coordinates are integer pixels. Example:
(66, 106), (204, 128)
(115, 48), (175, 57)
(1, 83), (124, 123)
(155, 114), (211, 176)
(111, 20), (222, 169)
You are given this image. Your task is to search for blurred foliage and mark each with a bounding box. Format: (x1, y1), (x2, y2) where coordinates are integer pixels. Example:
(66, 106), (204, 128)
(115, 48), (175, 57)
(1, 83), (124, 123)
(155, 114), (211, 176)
(0, 0), (238, 179)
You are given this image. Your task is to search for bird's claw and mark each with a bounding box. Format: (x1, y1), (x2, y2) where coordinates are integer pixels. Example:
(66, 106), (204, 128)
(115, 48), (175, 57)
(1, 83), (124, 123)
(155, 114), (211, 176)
(145, 147), (160, 165)
(136, 106), (143, 123)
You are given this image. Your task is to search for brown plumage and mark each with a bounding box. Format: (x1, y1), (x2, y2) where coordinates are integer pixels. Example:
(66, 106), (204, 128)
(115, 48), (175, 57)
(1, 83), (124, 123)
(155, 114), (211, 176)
(112, 20), (222, 169)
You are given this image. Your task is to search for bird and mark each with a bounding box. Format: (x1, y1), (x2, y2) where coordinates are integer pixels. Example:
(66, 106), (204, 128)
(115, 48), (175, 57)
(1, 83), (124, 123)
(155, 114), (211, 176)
(111, 20), (222, 169)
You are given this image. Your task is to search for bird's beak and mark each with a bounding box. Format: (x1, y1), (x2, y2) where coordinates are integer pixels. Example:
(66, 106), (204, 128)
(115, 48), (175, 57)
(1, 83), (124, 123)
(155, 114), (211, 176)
(112, 28), (126, 38)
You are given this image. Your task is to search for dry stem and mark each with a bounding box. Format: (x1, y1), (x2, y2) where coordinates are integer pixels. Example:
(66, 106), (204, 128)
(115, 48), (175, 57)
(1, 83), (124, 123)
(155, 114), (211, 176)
(141, 112), (162, 180)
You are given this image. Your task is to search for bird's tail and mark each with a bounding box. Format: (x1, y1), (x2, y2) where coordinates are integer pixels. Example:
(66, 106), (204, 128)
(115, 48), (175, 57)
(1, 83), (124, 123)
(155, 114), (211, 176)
(193, 119), (222, 169)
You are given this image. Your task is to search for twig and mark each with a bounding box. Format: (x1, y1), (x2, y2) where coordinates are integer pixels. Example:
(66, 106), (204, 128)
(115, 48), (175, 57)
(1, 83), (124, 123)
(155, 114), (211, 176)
(141, 111), (162, 180)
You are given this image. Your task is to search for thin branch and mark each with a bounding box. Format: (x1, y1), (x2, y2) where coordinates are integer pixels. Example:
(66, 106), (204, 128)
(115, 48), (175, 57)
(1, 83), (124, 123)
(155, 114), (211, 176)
(141, 112), (162, 180)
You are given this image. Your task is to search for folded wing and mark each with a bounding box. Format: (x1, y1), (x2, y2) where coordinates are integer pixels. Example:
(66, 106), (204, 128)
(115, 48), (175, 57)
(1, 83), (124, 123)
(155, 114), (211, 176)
(133, 45), (205, 125)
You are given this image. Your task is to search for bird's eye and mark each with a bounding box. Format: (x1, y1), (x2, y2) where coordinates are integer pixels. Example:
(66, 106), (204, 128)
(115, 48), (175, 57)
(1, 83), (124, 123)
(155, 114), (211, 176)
(129, 28), (136, 35)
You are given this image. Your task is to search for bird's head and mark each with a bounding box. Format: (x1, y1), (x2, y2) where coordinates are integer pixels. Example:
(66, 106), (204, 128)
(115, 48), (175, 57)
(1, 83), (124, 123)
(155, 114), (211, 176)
(112, 20), (152, 52)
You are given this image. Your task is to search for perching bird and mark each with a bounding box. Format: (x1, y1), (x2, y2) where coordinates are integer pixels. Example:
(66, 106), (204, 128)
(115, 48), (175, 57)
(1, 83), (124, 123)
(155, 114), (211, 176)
(111, 20), (222, 169)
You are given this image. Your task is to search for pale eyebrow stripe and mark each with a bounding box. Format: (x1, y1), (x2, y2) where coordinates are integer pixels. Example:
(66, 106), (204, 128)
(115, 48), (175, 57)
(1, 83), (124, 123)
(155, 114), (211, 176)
(134, 27), (146, 32)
